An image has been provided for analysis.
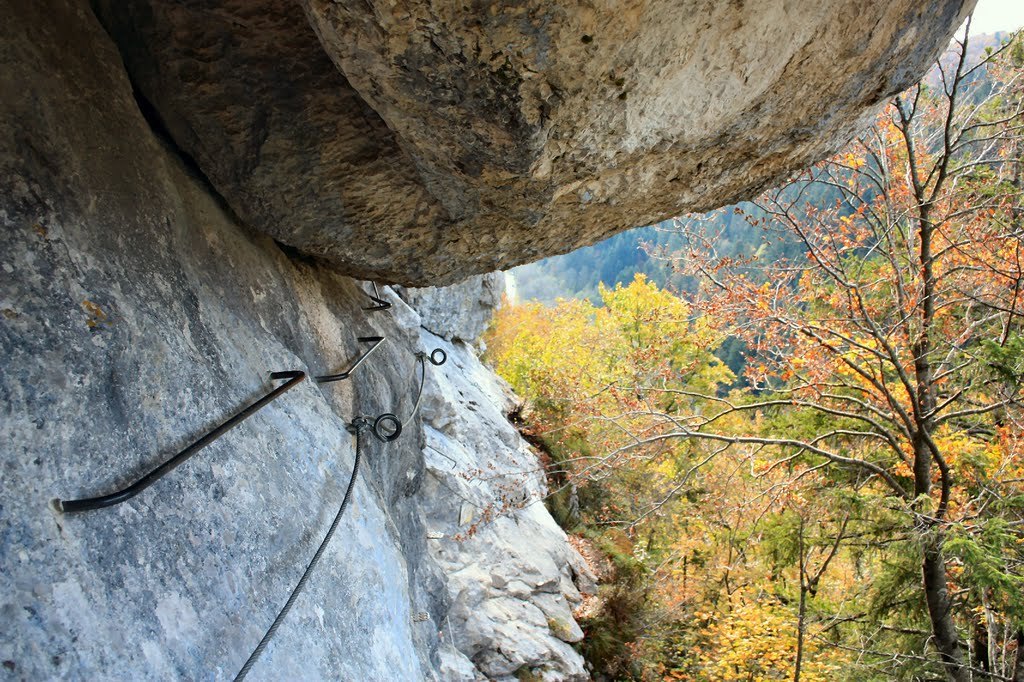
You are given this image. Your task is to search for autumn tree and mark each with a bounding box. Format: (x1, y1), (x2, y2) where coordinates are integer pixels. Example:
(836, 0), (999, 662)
(488, 276), (862, 680)
(669, 28), (1024, 681)
(488, 274), (730, 497)
(487, 29), (1023, 682)
(487, 275), (744, 678)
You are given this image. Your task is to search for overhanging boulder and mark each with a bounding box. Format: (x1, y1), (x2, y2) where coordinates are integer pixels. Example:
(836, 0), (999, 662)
(94, 0), (974, 285)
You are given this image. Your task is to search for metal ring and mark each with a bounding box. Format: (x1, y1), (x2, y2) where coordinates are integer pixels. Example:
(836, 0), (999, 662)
(372, 413), (402, 442)
(429, 348), (447, 366)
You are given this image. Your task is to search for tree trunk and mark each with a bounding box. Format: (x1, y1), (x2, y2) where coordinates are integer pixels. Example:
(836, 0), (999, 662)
(795, 515), (806, 682)
(1012, 629), (1024, 682)
(922, 537), (969, 682)
(982, 588), (998, 675)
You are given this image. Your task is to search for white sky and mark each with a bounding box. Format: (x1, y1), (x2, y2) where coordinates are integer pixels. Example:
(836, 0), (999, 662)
(967, 0), (1024, 35)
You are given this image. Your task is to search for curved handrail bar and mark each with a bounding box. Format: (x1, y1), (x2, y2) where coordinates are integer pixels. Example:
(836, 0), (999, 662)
(52, 370), (306, 513)
(315, 336), (384, 383)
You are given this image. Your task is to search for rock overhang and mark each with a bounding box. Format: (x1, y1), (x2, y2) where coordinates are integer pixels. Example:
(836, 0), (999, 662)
(91, 0), (975, 285)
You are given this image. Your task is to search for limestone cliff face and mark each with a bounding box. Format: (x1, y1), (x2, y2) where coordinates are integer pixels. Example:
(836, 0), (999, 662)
(395, 274), (506, 344)
(1, 3), (439, 677)
(0, 0), (982, 678)
(387, 290), (596, 681)
(90, 0), (972, 285)
(0, 1), (590, 678)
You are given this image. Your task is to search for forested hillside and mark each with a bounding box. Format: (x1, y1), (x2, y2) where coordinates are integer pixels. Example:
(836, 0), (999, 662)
(509, 208), (797, 305)
(510, 32), (1015, 307)
(488, 31), (1024, 682)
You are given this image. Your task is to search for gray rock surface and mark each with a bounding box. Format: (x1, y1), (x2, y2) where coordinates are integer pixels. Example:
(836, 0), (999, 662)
(414, 329), (593, 682)
(89, 0), (449, 286)
(90, 0), (971, 285)
(395, 273), (505, 343)
(0, 2), (445, 678)
(0, 2), (595, 678)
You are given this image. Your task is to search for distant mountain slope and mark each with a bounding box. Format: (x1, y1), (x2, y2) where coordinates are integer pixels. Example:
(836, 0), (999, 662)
(509, 202), (806, 305)
(512, 30), (1017, 306)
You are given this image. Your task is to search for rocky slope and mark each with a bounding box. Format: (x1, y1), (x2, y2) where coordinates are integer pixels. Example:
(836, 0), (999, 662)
(91, 0), (973, 284)
(0, 1), (588, 678)
(345, 283), (597, 681)
(411, 316), (595, 681)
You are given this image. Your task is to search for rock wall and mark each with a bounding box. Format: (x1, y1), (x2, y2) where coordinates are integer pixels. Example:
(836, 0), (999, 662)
(305, 0), (974, 283)
(89, 0), (972, 285)
(415, 325), (594, 682)
(394, 273), (505, 344)
(0, 1), (587, 679)
(362, 289), (595, 681)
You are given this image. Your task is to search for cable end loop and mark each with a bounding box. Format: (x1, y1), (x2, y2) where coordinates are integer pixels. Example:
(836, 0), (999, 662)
(347, 415), (402, 442)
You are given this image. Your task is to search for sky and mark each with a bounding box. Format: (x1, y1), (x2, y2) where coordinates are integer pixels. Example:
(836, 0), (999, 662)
(967, 0), (1024, 35)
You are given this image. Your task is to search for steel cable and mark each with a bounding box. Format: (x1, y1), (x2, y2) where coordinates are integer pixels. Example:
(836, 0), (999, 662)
(234, 419), (367, 681)
(401, 349), (447, 431)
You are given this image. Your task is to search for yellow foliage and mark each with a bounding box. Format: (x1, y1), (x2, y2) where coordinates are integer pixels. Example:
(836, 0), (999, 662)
(486, 274), (733, 431)
(692, 591), (848, 682)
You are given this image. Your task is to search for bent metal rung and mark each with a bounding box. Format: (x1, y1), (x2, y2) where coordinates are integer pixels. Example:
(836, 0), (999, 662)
(316, 336), (384, 383)
(51, 370), (306, 514)
(363, 282), (392, 312)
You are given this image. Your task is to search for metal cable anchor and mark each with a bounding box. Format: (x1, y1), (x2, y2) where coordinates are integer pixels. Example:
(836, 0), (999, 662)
(350, 413), (404, 443)
(362, 282), (392, 312)
(349, 347), (447, 444)
(401, 348), (446, 430)
(51, 371), (306, 513)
